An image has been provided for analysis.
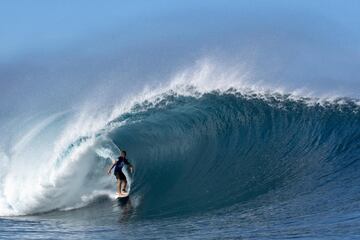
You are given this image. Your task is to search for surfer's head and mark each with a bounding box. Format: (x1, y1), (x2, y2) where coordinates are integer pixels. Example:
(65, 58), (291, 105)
(120, 150), (127, 157)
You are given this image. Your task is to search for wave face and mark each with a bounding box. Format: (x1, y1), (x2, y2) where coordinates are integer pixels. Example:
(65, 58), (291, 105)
(1, 85), (360, 227)
(110, 91), (360, 219)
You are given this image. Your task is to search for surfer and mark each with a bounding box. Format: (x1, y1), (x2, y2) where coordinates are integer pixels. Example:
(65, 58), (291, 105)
(108, 150), (134, 195)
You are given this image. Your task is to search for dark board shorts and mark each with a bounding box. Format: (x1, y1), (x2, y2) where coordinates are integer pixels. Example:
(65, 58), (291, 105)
(115, 171), (127, 181)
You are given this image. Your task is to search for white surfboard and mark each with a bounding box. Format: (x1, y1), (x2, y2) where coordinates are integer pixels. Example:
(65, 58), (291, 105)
(116, 191), (129, 198)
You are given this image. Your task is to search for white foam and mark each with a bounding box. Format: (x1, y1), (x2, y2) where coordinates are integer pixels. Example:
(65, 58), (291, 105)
(60, 189), (114, 212)
(0, 109), (118, 216)
(108, 58), (358, 119)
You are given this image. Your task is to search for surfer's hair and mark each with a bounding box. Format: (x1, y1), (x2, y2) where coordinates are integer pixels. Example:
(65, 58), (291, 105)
(121, 150), (127, 157)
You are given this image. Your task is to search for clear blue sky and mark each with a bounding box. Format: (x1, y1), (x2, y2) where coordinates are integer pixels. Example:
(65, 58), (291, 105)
(1, 0), (359, 61)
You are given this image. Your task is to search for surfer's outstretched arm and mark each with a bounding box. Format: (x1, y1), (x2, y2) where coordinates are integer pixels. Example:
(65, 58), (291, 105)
(125, 159), (134, 173)
(108, 161), (116, 175)
(129, 165), (134, 173)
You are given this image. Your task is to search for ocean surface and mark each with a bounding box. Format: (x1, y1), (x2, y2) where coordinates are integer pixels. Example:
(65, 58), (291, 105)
(0, 78), (359, 239)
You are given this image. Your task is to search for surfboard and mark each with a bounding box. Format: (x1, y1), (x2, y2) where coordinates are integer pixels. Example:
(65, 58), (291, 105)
(116, 192), (129, 198)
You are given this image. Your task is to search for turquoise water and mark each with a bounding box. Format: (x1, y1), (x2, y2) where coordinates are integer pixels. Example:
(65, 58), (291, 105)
(1, 92), (359, 239)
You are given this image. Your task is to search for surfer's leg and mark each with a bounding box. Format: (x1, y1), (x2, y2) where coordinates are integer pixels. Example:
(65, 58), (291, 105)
(119, 180), (124, 193)
(118, 172), (127, 193)
(116, 179), (121, 194)
(122, 180), (127, 193)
